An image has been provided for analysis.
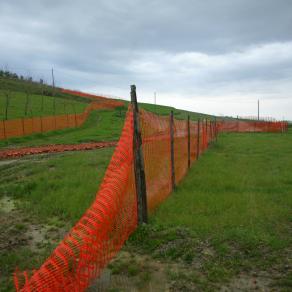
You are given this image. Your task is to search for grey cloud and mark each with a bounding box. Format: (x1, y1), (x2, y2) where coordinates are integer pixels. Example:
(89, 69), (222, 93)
(0, 0), (292, 118)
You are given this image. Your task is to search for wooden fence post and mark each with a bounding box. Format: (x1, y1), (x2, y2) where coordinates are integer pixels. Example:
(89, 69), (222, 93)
(54, 115), (57, 130)
(170, 110), (176, 190)
(22, 118), (25, 135)
(73, 104), (77, 127)
(40, 116), (43, 133)
(196, 118), (200, 159)
(131, 85), (148, 225)
(215, 117), (218, 142)
(187, 115), (190, 169)
(209, 120), (212, 141)
(3, 120), (6, 139)
(205, 119), (208, 148)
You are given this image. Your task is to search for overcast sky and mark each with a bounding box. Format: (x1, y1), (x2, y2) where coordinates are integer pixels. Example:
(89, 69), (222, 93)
(1, 0), (292, 119)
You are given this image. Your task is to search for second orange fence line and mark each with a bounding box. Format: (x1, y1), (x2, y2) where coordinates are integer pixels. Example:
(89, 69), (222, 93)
(0, 90), (124, 140)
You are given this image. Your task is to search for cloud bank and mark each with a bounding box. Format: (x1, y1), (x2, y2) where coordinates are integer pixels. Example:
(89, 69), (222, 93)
(1, 0), (292, 119)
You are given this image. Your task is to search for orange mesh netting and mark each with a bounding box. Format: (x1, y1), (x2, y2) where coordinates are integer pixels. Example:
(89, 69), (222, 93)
(0, 94), (124, 140)
(14, 109), (137, 291)
(60, 89), (124, 108)
(218, 120), (287, 133)
(140, 110), (172, 210)
(13, 107), (288, 291)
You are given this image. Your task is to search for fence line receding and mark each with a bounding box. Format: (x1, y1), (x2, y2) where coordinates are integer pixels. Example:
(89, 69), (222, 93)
(13, 86), (288, 291)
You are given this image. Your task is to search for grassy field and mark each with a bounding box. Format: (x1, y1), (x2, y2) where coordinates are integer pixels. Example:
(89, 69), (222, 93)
(0, 89), (88, 120)
(2, 75), (291, 291)
(106, 130), (292, 291)
(0, 148), (114, 291)
(1, 129), (291, 291)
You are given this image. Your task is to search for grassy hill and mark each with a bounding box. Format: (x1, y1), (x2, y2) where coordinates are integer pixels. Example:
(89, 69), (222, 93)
(0, 77), (92, 120)
(0, 75), (216, 149)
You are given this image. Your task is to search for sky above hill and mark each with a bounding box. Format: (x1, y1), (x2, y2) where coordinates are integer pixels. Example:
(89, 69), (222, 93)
(1, 0), (292, 119)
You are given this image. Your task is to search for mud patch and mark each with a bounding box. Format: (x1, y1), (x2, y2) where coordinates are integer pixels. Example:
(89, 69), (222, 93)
(0, 196), (15, 213)
(25, 220), (69, 252)
(89, 251), (171, 291)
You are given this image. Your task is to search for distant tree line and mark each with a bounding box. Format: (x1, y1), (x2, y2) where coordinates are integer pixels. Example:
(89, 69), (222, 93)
(0, 69), (44, 84)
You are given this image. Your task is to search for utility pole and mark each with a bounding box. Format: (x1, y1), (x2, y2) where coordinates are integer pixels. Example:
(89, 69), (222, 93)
(52, 68), (56, 114)
(154, 92), (156, 105)
(51, 68), (55, 96)
(257, 99), (260, 121)
(51, 68), (55, 89)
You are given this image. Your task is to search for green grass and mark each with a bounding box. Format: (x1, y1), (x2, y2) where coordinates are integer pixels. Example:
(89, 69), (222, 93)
(0, 90), (88, 120)
(0, 147), (114, 223)
(139, 102), (215, 121)
(127, 130), (292, 290)
(0, 148), (114, 291)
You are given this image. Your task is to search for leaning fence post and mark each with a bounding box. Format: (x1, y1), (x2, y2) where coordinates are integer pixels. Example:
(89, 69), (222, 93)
(196, 118), (200, 159)
(170, 110), (176, 190)
(187, 115), (190, 169)
(131, 85), (148, 224)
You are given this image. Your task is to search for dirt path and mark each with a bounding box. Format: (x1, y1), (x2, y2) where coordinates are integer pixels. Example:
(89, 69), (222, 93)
(0, 141), (117, 159)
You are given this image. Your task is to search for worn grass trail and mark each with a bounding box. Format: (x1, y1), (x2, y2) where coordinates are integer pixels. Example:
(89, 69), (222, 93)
(109, 130), (292, 291)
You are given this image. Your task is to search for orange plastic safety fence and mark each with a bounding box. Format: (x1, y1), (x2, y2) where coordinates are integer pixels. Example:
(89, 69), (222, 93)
(218, 120), (287, 133)
(139, 111), (214, 211)
(61, 89), (124, 108)
(140, 110), (172, 210)
(13, 109), (288, 291)
(0, 96), (124, 140)
(14, 109), (137, 291)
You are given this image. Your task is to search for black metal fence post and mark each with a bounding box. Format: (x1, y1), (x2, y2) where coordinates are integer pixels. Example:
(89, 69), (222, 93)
(170, 110), (176, 190)
(131, 85), (148, 224)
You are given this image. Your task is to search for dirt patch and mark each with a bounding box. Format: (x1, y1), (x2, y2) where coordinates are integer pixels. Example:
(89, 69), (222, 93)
(0, 196), (15, 213)
(25, 220), (68, 252)
(0, 195), (70, 291)
(89, 252), (170, 291)
(220, 273), (271, 291)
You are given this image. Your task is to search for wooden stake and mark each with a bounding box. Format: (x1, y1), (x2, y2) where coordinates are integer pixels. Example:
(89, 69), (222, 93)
(22, 118), (25, 135)
(131, 85), (148, 224)
(3, 120), (6, 139)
